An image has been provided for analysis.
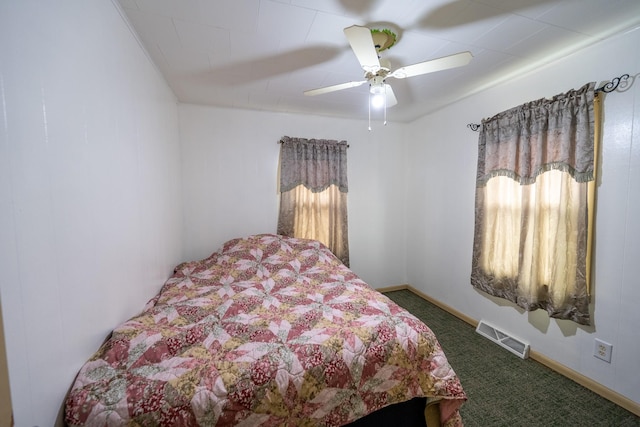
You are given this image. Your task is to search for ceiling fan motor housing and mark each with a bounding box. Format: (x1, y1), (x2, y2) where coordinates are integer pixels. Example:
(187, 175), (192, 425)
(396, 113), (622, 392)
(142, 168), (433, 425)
(369, 75), (387, 89)
(365, 69), (389, 83)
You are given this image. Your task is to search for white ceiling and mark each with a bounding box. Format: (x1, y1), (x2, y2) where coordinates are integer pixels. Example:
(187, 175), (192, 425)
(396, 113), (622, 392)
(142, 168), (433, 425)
(116, 0), (640, 122)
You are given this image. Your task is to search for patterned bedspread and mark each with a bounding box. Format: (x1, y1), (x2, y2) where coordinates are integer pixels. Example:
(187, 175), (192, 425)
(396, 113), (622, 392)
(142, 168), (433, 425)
(65, 234), (466, 426)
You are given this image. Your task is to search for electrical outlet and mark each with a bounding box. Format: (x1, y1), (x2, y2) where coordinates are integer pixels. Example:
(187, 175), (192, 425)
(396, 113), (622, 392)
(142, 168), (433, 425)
(594, 339), (613, 363)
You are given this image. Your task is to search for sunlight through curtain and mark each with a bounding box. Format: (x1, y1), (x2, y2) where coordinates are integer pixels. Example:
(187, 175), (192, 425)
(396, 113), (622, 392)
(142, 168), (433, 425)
(277, 136), (350, 266)
(471, 82), (598, 325)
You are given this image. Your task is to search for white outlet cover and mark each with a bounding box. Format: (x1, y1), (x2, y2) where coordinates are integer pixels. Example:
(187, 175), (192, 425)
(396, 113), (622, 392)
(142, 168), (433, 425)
(594, 338), (613, 363)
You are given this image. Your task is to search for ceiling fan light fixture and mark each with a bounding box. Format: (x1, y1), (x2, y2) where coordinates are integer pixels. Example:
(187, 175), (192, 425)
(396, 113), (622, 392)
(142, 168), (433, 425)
(369, 83), (385, 95)
(369, 82), (387, 108)
(369, 82), (386, 108)
(371, 93), (385, 108)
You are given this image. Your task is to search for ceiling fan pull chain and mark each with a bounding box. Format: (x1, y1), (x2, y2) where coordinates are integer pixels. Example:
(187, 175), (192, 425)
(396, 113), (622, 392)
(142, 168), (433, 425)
(384, 84), (387, 126)
(368, 88), (372, 131)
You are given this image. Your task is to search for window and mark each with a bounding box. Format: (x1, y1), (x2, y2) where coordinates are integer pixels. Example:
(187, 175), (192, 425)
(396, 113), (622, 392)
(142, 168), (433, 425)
(471, 83), (599, 325)
(277, 137), (349, 266)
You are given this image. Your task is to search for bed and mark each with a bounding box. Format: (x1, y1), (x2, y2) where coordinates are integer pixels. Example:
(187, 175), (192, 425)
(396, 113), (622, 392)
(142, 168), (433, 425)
(65, 234), (466, 426)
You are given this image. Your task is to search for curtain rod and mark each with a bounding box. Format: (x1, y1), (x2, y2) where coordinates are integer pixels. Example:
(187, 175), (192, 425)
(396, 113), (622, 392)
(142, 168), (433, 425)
(466, 73), (630, 132)
(277, 140), (350, 148)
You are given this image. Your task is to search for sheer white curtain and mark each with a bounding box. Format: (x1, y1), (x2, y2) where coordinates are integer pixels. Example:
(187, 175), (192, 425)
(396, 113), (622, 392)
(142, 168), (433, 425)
(277, 136), (350, 266)
(471, 83), (598, 325)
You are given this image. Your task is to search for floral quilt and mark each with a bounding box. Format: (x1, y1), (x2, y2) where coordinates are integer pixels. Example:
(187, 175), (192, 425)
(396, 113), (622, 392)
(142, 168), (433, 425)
(65, 234), (466, 426)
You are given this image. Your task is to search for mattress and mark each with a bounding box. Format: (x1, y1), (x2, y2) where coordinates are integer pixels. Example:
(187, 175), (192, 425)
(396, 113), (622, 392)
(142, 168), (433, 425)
(65, 234), (466, 426)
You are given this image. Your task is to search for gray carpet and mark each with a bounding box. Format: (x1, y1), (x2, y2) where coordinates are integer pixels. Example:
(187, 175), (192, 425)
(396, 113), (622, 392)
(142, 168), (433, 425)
(383, 289), (640, 427)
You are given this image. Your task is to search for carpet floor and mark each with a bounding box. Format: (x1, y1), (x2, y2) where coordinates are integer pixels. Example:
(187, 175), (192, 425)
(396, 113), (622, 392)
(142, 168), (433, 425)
(383, 289), (640, 427)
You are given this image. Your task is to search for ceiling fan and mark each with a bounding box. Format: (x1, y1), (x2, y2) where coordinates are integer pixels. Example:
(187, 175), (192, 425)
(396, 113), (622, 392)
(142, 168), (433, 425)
(304, 25), (473, 116)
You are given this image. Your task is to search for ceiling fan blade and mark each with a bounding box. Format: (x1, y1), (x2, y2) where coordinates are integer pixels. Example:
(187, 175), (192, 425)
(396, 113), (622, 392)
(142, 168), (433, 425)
(304, 80), (367, 96)
(389, 51), (472, 79)
(344, 25), (381, 72)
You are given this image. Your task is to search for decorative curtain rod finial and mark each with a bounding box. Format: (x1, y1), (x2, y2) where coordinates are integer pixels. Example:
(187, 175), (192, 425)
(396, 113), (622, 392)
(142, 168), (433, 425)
(596, 73), (630, 93)
(467, 123), (481, 132)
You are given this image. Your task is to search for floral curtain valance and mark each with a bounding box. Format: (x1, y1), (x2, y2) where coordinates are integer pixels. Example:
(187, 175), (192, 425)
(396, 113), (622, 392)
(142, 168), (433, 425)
(279, 136), (349, 193)
(477, 82), (596, 187)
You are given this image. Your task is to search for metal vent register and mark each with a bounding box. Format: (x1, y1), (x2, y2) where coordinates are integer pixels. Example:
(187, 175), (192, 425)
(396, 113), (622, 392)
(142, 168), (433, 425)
(476, 320), (530, 359)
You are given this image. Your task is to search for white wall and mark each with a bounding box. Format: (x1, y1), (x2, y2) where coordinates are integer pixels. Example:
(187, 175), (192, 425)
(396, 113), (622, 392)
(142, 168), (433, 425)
(405, 27), (640, 405)
(179, 104), (408, 288)
(0, 1), (183, 425)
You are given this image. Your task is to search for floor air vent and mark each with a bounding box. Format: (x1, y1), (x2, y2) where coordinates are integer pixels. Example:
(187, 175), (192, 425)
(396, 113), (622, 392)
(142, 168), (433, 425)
(476, 320), (530, 359)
